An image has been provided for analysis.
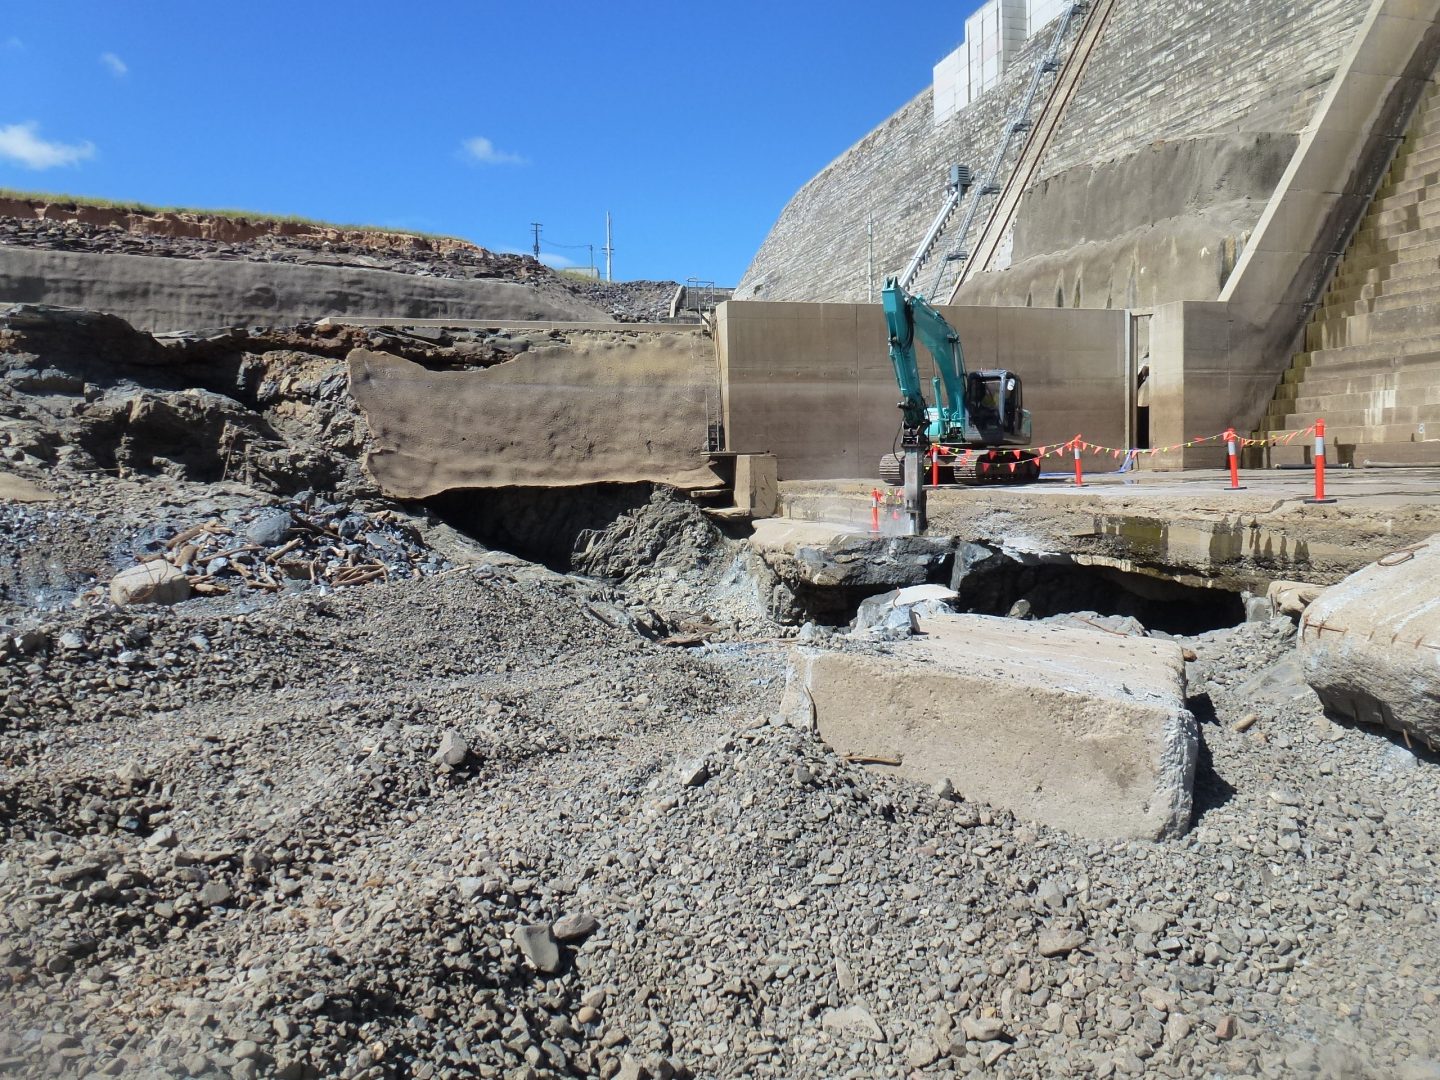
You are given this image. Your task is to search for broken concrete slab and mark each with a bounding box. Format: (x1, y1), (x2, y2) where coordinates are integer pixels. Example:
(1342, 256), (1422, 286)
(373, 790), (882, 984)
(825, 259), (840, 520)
(1298, 535), (1440, 750)
(779, 614), (1196, 840)
(749, 519), (954, 587)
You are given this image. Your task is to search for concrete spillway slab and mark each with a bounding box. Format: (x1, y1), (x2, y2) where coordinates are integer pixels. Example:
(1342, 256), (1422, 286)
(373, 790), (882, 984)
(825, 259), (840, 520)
(780, 614), (1196, 840)
(1299, 532), (1440, 751)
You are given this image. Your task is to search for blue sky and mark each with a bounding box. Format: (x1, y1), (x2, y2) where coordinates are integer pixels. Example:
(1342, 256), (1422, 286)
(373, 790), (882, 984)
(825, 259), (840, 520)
(0, 1), (971, 285)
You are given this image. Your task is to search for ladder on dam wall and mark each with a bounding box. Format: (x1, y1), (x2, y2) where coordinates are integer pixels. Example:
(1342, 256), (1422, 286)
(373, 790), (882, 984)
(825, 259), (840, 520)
(946, 0), (1119, 302)
(904, 0), (1094, 300)
(1258, 76), (1440, 466)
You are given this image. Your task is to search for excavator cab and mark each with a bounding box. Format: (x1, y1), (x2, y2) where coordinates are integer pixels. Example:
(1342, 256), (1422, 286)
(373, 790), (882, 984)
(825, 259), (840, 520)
(966, 369), (1024, 443)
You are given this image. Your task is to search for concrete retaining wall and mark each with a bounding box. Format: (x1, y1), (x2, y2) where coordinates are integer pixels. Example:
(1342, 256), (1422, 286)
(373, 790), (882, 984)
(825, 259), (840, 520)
(0, 246), (609, 332)
(349, 330), (723, 496)
(737, 0), (1365, 308)
(716, 299), (1128, 481)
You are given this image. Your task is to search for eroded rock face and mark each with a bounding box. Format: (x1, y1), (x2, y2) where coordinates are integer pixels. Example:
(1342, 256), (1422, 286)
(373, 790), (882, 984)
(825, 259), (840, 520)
(748, 519), (956, 623)
(1298, 536), (1440, 750)
(348, 336), (724, 498)
(780, 613), (1197, 840)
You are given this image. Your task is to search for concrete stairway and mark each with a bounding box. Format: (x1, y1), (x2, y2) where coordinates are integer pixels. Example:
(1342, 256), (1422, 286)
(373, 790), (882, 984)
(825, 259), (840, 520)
(1258, 76), (1440, 465)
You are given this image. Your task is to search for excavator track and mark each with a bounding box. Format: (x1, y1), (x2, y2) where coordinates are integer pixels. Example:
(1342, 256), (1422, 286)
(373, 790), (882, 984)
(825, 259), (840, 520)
(974, 449), (1041, 484)
(880, 450), (1038, 486)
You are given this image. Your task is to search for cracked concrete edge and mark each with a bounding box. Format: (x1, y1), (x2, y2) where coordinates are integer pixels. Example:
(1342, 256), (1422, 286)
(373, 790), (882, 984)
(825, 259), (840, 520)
(777, 648), (822, 734)
(1155, 703), (1201, 840)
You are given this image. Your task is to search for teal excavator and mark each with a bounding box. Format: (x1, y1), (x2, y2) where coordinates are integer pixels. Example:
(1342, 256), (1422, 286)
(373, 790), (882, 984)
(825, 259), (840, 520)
(878, 276), (1039, 488)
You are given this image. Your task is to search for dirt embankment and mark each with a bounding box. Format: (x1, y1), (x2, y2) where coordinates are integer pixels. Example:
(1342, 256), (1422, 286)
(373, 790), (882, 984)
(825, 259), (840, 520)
(0, 197), (544, 283)
(0, 198), (692, 323)
(1, 196), (485, 258)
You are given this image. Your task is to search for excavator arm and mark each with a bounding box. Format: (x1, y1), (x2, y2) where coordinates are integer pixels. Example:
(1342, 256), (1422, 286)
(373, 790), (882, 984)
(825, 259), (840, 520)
(882, 277), (968, 442)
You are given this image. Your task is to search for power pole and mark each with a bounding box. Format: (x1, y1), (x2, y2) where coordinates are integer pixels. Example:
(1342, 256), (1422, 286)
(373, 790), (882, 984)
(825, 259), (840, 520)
(603, 212), (613, 282)
(530, 222), (542, 260)
(588, 243), (596, 278)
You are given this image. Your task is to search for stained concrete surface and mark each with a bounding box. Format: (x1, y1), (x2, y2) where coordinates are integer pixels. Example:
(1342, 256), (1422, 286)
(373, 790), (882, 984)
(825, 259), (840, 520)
(716, 300), (1128, 482)
(955, 134), (1296, 310)
(779, 614), (1196, 840)
(348, 330), (724, 497)
(737, 0), (1364, 306)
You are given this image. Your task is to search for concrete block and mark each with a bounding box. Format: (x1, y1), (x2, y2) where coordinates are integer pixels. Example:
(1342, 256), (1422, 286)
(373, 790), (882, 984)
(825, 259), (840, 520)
(733, 453), (779, 517)
(779, 614), (1196, 839)
(1299, 533), (1440, 749)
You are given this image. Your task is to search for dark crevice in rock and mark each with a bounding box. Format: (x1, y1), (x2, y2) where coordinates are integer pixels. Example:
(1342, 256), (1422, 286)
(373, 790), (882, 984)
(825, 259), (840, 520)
(953, 544), (1246, 635)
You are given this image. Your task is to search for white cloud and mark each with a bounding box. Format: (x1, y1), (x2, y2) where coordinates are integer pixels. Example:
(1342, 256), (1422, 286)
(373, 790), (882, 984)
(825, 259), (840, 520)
(460, 136), (525, 166)
(3, 37), (23, 50)
(100, 52), (128, 77)
(0, 122), (96, 170)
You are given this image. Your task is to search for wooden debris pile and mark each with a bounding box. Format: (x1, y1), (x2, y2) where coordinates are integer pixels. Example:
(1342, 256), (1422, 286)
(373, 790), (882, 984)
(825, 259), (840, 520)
(136, 499), (449, 597)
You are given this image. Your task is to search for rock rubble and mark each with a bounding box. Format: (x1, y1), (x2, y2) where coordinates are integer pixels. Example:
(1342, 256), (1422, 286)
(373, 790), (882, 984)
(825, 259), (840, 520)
(1, 306), (1438, 1079)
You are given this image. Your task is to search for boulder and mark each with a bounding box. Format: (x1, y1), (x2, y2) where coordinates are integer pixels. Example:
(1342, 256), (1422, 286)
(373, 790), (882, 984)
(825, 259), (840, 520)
(246, 509), (292, 547)
(779, 614), (1196, 839)
(749, 519), (953, 592)
(1298, 537), (1440, 749)
(1268, 579), (1327, 619)
(749, 518), (954, 623)
(853, 584), (958, 631)
(512, 924), (561, 973)
(110, 560), (190, 606)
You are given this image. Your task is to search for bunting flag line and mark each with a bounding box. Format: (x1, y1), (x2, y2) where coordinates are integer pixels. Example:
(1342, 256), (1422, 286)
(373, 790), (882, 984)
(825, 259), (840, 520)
(919, 423), (1319, 463)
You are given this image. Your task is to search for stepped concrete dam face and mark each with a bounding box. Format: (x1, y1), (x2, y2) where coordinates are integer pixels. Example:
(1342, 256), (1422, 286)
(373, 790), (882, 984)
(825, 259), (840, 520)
(738, 0), (1368, 312)
(732, 0), (1440, 469)
(7, 3), (1440, 1075)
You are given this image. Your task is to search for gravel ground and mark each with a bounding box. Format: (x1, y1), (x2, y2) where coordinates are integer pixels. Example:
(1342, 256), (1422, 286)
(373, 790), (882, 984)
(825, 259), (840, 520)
(2, 466), (1438, 1080)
